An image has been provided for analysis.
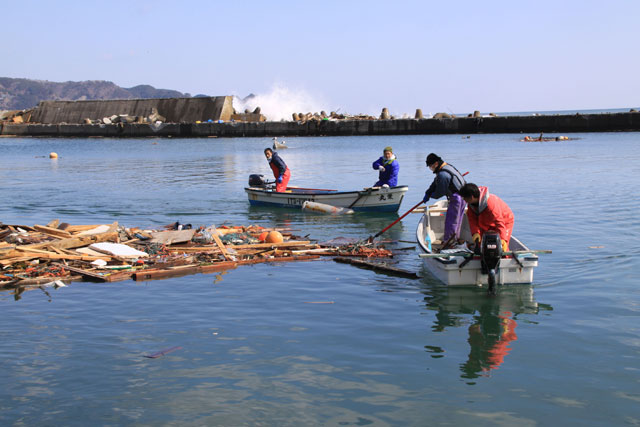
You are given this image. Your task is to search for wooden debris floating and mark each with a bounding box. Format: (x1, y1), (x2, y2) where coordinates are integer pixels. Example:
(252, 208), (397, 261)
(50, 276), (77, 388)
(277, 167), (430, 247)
(333, 256), (419, 279)
(0, 220), (395, 291)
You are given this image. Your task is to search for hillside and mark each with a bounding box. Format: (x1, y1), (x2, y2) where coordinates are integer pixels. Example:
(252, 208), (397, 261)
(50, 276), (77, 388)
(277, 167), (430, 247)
(0, 78), (191, 110)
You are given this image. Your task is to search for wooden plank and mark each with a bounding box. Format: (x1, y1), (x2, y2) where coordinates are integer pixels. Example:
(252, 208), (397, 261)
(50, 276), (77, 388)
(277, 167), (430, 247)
(51, 263), (109, 281)
(5, 247), (112, 262)
(166, 241), (313, 252)
(220, 241), (312, 250)
(46, 219), (60, 228)
(65, 224), (108, 232)
(102, 271), (134, 283)
(0, 256), (36, 266)
(133, 261), (238, 282)
(25, 231), (118, 251)
(333, 257), (419, 279)
(34, 224), (72, 239)
(148, 229), (195, 245)
(236, 254), (320, 265)
(14, 246), (59, 256)
(211, 233), (230, 260)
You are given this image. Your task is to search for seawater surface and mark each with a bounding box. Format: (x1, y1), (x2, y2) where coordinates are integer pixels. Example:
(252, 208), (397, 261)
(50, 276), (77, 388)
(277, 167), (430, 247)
(1, 133), (639, 426)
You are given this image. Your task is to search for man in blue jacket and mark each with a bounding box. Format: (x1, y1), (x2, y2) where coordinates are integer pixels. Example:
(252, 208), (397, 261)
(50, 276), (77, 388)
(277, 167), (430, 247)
(372, 146), (399, 187)
(423, 153), (467, 245)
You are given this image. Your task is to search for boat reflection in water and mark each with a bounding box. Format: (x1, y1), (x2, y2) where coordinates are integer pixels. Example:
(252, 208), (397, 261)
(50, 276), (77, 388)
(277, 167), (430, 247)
(422, 280), (551, 381)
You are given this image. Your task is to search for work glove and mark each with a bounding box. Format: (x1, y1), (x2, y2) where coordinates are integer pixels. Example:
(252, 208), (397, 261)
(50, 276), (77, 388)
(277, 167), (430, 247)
(501, 239), (509, 252)
(472, 233), (481, 245)
(378, 166), (385, 172)
(422, 193), (430, 204)
(277, 176), (283, 183)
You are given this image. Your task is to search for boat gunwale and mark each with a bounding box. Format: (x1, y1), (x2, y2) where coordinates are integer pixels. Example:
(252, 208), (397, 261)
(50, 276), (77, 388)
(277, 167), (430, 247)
(244, 185), (409, 197)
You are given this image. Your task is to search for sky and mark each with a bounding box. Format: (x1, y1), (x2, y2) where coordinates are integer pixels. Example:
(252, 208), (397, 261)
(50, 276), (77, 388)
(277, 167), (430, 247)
(4, 0), (639, 120)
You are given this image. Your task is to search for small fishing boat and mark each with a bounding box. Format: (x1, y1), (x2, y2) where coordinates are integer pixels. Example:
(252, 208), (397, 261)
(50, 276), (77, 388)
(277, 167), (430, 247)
(272, 137), (288, 149)
(245, 175), (408, 212)
(416, 199), (541, 288)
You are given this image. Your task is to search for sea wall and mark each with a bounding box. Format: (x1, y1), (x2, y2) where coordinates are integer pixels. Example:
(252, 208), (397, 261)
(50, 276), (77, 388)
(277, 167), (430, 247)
(2, 111), (639, 137)
(29, 97), (234, 124)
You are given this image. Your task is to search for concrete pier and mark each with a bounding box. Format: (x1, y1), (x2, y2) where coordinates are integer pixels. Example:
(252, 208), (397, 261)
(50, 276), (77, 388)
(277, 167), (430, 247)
(1, 111), (639, 138)
(29, 97), (233, 124)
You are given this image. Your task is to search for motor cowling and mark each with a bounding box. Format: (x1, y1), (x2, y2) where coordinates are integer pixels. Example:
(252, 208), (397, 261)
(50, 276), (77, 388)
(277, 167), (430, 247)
(248, 174), (268, 188)
(481, 231), (502, 295)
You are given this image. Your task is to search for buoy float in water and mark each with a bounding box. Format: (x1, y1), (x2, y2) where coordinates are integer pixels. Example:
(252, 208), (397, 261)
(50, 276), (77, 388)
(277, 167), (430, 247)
(265, 231), (284, 244)
(302, 201), (354, 215)
(49, 152), (58, 158)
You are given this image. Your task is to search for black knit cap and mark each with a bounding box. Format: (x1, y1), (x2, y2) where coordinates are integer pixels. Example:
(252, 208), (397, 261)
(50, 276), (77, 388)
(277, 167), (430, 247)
(426, 153), (442, 166)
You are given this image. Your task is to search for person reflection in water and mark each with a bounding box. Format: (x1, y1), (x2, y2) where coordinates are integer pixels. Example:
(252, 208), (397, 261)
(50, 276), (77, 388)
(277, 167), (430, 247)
(461, 311), (518, 378)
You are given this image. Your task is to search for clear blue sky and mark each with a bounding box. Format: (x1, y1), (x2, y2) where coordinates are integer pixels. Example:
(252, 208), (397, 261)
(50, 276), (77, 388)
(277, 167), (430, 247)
(4, 0), (639, 116)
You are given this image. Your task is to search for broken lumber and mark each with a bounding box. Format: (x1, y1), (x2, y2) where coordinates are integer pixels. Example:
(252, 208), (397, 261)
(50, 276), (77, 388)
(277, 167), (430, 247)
(333, 257), (418, 279)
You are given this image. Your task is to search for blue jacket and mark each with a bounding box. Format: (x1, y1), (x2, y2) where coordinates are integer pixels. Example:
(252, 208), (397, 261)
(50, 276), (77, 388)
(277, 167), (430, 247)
(372, 156), (399, 187)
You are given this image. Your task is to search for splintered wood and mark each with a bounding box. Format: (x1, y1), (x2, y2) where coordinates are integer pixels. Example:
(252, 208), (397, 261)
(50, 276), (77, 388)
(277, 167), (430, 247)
(0, 221), (392, 289)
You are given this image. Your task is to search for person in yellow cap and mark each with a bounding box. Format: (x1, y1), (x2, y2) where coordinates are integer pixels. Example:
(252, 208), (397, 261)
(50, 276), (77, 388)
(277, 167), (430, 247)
(372, 146), (399, 187)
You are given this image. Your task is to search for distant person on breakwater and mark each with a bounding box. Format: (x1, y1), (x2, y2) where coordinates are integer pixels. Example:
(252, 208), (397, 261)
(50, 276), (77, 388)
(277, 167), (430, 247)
(264, 148), (290, 192)
(423, 153), (467, 245)
(372, 146), (399, 187)
(458, 183), (514, 252)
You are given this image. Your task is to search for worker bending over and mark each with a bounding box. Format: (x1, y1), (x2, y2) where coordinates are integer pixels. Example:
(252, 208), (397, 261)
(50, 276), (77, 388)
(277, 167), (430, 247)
(422, 153), (467, 243)
(458, 183), (514, 252)
(264, 148), (290, 192)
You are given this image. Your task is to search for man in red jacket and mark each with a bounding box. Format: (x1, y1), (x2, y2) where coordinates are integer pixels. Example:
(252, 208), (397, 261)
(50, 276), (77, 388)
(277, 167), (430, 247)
(458, 183), (514, 252)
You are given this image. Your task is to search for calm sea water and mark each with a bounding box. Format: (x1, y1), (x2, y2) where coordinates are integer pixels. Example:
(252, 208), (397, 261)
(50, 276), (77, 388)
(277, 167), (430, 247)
(1, 132), (639, 426)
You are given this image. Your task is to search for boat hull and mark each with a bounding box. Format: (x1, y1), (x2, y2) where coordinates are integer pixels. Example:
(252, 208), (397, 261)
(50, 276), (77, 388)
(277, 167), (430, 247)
(416, 200), (539, 286)
(245, 185), (408, 212)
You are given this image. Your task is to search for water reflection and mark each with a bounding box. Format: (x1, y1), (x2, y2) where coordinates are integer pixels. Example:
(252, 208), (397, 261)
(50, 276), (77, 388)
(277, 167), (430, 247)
(422, 283), (550, 381)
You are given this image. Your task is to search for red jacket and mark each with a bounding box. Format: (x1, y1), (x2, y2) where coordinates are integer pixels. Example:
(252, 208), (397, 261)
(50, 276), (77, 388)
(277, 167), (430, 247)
(466, 186), (514, 243)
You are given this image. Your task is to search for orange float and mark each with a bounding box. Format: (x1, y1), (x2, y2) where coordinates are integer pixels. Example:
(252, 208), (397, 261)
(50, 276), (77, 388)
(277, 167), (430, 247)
(265, 231), (284, 244)
(258, 231), (269, 242)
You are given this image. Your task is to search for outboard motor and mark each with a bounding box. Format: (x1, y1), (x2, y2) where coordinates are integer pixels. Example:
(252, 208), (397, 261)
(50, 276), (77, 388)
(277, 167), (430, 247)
(248, 174), (268, 188)
(481, 231), (502, 296)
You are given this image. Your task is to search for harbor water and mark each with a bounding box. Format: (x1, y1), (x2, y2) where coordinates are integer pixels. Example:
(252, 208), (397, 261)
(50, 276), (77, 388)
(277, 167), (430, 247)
(1, 132), (639, 425)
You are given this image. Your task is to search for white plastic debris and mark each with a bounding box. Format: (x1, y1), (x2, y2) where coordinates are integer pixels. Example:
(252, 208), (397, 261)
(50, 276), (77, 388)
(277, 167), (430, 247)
(91, 259), (108, 267)
(89, 242), (149, 258)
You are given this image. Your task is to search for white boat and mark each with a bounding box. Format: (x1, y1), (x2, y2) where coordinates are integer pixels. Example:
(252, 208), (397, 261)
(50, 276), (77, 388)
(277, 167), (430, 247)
(416, 199), (540, 286)
(245, 180), (409, 213)
(273, 141), (288, 150)
(272, 137), (288, 150)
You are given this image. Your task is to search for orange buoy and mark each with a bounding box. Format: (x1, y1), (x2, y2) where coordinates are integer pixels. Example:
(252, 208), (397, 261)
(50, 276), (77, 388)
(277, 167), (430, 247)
(265, 231), (284, 244)
(258, 231), (269, 242)
(49, 152), (58, 158)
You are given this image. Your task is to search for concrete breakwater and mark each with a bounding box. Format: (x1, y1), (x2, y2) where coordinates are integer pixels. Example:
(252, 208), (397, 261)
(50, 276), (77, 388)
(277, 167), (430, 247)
(1, 111), (639, 138)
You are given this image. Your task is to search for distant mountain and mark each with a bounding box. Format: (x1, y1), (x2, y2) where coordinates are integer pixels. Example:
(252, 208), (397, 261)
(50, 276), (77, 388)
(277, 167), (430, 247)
(0, 78), (193, 110)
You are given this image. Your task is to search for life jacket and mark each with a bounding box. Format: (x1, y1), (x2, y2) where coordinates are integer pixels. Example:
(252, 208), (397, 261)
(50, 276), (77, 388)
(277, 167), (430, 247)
(382, 157), (396, 166)
(438, 163), (466, 194)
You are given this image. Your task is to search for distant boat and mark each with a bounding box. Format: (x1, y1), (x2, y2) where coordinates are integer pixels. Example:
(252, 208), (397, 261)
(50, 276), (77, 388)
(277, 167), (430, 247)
(272, 137), (288, 150)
